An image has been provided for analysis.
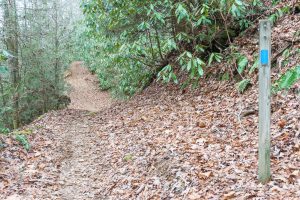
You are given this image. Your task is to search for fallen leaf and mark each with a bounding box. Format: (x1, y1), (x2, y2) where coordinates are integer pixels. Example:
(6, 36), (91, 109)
(223, 191), (235, 200)
(188, 192), (201, 200)
(197, 121), (206, 128)
(278, 119), (287, 129)
(198, 171), (213, 180)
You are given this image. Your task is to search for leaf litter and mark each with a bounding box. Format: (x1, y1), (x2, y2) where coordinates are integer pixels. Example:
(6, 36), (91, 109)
(1, 77), (299, 199)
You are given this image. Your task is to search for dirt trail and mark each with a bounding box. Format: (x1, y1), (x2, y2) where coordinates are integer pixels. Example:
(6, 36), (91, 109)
(2, 110), (114, 200)
(66, 61), (112, 111)
(1, 62), (115, 200)
(57, 62), (113, 199)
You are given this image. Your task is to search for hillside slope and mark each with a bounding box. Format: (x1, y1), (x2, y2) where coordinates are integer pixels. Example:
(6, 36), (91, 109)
(1, 78), (299, 199)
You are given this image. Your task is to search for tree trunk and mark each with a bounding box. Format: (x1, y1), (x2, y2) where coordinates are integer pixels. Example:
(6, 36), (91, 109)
(3, 0), (20, 129)
(54, 1), (60, 109)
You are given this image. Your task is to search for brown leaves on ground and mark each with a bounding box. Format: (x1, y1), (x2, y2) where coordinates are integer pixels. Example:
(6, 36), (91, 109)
(0, 78), (299, 199)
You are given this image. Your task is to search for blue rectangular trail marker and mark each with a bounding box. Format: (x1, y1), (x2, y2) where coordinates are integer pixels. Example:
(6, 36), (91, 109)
(260, 50), (269, 65)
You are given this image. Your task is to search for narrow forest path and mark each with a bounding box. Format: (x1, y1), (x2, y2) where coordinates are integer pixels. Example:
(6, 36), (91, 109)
(2, 62), (117, 199)
(54, 62), (114, 199)
(0, 63), (299, 199)
(66, 61), (112, 111)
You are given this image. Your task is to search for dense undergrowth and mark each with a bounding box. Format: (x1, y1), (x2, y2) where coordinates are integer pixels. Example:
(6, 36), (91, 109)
(78, 0), (300, 98)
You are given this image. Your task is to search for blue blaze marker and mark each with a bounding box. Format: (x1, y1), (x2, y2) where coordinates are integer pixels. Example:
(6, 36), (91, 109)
(260, 50), (269, 65)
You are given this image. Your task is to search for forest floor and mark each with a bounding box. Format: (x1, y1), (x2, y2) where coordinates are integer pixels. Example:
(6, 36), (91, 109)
(0, 63), (299, 199)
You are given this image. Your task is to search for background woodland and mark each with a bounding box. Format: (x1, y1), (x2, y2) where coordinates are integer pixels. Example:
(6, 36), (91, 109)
(0, 0), (81, 130)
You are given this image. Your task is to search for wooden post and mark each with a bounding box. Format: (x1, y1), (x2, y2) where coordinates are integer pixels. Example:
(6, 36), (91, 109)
(258, 19), (272, 183)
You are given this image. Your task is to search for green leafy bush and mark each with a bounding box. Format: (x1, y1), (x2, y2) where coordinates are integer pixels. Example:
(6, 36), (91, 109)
(237, 55), (249, 75)
(79, 0), (267, 97)
(0, 126), (10, 135)
(273, 66), (300, 93)
(237, 79), (251, 93)
(15, 134), (30, 151)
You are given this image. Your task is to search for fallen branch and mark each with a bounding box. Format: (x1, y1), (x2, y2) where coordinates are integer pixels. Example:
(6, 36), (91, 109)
(241, 110), (257, 118)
